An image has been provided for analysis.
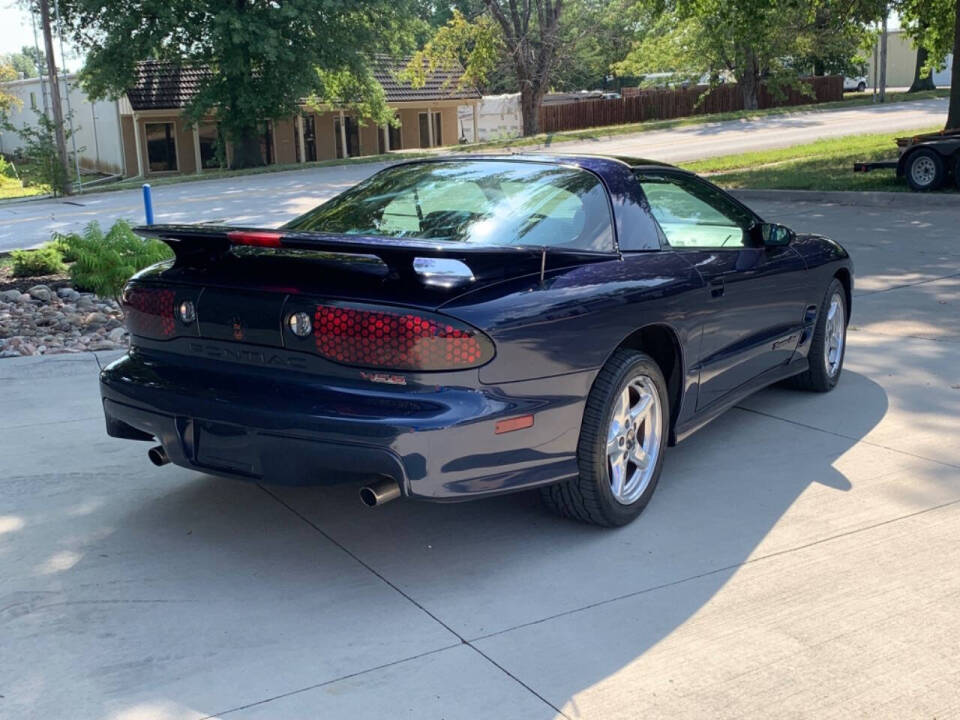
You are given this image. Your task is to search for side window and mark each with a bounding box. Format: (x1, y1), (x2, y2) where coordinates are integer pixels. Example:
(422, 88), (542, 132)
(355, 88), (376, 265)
(637, 174), (754, 249)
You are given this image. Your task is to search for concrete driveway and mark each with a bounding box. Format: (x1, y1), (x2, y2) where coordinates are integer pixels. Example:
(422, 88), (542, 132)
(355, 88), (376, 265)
(2, 199), (960, 719)
(0, 97), (948, 252)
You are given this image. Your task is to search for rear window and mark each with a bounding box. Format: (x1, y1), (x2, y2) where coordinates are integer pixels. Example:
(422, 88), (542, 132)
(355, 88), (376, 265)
(285, 161), (616, 252)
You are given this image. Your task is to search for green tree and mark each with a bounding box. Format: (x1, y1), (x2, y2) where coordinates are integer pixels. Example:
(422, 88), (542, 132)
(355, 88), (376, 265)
(404, 1), (567, 136)
(1, 46), (46, 79)
(897, 0), (960, 127)
(58, 0), (419, 168)
(614, 0), (881, 110)
(0, 63), (21, 119)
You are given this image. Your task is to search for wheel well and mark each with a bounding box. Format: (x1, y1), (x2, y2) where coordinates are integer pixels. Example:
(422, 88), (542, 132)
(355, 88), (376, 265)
(834, 268), (852, 320)
(616, 324), (684, 438)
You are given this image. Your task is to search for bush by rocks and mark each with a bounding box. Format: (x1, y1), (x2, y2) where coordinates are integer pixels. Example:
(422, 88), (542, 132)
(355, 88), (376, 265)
(10, 246), (66, 277)
(58, 220), (173, 299)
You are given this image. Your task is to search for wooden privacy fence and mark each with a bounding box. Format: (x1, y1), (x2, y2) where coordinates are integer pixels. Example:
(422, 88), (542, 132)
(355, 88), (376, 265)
(538, 76), (844, 133)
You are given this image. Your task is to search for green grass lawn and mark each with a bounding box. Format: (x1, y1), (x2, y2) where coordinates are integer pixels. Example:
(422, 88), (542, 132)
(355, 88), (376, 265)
(0, 173), (48, 200)
(679, 126), (955, 192)
(454, 89), (950, 153)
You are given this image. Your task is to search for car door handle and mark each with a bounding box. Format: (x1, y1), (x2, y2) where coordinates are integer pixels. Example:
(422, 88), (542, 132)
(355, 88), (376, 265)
(709, 278), (725, 298)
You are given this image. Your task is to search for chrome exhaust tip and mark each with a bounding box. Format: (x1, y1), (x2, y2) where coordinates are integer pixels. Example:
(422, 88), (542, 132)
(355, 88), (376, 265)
(148, 445), (170, 467)
(359, 478), (401, 508)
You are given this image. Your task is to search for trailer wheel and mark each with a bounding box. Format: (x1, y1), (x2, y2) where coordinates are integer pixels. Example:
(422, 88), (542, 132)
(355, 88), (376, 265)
(905, 149), (945, 191)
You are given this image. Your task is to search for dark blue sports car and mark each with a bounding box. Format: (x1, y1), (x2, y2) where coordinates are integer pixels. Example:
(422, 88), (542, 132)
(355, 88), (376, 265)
(101, 155), (852, 526)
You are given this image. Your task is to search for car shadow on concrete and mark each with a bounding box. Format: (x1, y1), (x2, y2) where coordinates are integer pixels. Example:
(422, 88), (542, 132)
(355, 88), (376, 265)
(41, 369), (890, 717)
(216, 370), (887, 712)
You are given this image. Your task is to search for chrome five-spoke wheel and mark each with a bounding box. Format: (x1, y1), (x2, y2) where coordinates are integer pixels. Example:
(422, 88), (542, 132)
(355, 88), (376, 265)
(606, 376), (662, 505)
(824, 291), (845, 378)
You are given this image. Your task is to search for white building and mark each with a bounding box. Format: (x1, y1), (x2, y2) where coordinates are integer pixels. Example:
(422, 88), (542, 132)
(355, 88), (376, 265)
(458, 93), (523, 142)
(0, 74), (125, 176)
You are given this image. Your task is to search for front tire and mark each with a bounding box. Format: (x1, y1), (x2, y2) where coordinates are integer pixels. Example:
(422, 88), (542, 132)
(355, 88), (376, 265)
(541, 350), (668, 527)
(905, 148), (945, 191)
(787, 278), (847, 392)
(953, 154), (960, 190)
(857, 81), (866, 92)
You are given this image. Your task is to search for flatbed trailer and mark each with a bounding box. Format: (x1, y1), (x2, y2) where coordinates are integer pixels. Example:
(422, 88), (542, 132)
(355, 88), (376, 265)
(853, 128), (960, 192)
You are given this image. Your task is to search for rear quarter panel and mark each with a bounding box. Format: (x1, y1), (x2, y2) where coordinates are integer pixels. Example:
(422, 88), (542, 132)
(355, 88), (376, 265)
(440, 252), (704, 384)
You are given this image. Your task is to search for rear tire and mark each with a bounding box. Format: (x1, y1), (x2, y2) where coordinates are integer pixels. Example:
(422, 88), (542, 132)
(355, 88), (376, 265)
(541, 350), (669, 527)
(905, 148), (945, 191)
(953, 154), (960, 190)
(786, 278), (847, 392)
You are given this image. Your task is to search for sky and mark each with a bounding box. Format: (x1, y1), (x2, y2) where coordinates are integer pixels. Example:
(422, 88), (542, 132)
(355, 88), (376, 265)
(1, 0), (82, 73)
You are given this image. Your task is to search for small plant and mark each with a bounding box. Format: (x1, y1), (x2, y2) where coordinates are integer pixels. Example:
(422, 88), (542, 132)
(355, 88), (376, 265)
(10, 245), (66, 277)
(2, 110), (77, 197)
(47, 234), (79, 262)
(59, 220), (173, 298)
(0, 155), (18, 179)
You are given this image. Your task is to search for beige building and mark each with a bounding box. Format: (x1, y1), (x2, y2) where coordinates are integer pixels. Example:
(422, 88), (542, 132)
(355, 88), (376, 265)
(118, 59), (481, 179)
(866, 29), (954, 89)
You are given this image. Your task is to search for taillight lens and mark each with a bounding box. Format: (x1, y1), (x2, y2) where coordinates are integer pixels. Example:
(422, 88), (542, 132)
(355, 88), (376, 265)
(121, 286), (176, 338)
(312, 304), (493, 371)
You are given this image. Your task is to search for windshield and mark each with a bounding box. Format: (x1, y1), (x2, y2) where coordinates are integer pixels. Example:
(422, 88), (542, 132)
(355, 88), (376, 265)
(284, 160), (616, 252)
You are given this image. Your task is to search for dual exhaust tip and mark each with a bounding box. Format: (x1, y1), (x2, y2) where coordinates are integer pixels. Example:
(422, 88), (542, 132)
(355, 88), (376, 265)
(148, 445), (399, 508)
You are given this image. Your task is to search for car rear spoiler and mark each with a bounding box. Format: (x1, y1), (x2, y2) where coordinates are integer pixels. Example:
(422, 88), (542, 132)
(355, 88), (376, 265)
(136, 224), (616, 287)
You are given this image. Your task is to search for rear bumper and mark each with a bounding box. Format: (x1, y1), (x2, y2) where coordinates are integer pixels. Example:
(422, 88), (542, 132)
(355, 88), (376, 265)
(100, 346), (593, 500)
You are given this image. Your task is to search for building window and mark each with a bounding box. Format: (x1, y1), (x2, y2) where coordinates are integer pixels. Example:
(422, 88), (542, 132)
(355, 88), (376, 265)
(198, 123), (224, 169)
(145, 122), (178, 172)
(418, 111), (442, 148)
(29, 92), (37, 110)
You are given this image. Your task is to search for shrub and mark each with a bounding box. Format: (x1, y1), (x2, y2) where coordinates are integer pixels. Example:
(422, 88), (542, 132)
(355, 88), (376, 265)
(10, 246), (66, 277)
(60, 219), (173, 298)
(2, 110), (77, 196)
(0, 155), (17, 179)
(48, 234), (78, 262)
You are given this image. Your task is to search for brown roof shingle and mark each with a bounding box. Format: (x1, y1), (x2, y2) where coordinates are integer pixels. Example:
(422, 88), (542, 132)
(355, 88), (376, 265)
(126, 61), (211, 111)
(126, 57), (480, 111)
(371, 55), (481, 103)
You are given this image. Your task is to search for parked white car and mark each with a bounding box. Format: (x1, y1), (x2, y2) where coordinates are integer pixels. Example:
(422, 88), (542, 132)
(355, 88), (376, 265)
(844, 76), (868, 92)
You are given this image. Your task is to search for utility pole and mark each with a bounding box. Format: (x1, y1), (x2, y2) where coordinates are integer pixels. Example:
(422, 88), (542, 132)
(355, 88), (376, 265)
(38, 0), (73, 195)
(879, 9), (889, 103)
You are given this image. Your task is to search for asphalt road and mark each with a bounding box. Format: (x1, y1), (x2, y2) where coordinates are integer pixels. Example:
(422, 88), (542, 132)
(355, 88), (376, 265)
(3, 197), (960, 719)
(0, 97), (948, 252)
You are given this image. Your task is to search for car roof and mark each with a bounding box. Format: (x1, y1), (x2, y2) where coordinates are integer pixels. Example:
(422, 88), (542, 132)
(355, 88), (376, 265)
(388, 153), (683, 178)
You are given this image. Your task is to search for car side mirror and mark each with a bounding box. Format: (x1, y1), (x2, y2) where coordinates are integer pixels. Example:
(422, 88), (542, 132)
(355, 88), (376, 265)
(757, 222), (794, 247)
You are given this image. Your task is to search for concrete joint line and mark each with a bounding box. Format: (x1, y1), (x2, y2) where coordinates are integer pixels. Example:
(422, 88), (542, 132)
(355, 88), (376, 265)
(255, 484), (569, 719)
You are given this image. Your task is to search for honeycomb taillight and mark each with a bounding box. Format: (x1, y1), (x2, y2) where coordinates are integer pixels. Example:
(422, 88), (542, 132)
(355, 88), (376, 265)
(312, 304), (493, 371)
(121, 286), (176, 338)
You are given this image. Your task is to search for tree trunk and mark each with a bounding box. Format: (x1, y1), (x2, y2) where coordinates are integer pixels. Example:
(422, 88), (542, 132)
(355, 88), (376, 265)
(38, 0), (72, 195)
(739, 50), (761, 110)
(947, 0), (960, 130)
(231, 130), (263, 169)
(909, 45), (936, 92)
(519, 85), (543, 136)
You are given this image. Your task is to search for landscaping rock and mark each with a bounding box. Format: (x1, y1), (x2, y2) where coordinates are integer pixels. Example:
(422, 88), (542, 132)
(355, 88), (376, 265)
(27, 285), (53, 302)
(0, 289), (128, 358)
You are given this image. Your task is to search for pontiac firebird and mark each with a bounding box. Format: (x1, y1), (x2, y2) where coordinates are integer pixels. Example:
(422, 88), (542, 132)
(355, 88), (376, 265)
(100, 155), (852, 527)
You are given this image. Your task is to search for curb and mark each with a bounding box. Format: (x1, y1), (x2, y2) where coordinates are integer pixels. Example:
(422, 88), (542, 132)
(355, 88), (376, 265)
(730, 189), (958, 208)
(0, 192), (54, 207)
